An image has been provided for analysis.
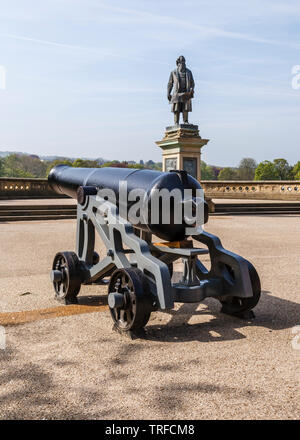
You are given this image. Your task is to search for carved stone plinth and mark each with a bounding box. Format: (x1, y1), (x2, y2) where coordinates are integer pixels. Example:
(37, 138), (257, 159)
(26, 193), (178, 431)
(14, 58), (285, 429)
(156, 124), (209, 180)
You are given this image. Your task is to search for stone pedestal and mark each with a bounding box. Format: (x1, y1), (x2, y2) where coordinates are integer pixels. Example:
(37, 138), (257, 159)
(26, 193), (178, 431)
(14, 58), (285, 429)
(156, 124), (209, 180)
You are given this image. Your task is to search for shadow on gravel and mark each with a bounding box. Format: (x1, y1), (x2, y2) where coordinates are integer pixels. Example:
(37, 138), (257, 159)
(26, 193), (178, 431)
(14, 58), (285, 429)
(150, 382), (258, 412)
(142, 290), (300, 343)
(0, 348), (107, 419)
(0, 348), (59, 419)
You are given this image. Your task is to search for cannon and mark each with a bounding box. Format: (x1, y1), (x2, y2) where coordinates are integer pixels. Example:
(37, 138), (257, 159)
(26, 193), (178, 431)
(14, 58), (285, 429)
(49, 165), (261, 334)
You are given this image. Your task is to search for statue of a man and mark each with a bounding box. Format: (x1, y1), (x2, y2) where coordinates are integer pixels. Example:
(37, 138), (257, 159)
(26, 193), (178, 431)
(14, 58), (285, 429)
(167, 55), (195, 125)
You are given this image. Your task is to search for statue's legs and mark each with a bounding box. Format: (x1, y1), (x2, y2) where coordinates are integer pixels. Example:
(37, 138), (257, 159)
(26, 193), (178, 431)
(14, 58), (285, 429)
(183, 111), (189, 124)
(173, 108), (189, 125)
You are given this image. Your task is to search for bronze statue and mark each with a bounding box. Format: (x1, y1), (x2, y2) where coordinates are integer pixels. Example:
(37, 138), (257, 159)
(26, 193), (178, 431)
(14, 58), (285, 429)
(167, 55), (195, 125)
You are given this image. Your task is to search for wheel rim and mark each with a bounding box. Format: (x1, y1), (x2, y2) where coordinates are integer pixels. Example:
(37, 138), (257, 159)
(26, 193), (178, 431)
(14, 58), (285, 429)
(108, 268), (152, 332)
(219, 261), (261, 313)
(53, 254), (69, 298)
(109, 271), (137, 330)
(51, 252), (81, 302)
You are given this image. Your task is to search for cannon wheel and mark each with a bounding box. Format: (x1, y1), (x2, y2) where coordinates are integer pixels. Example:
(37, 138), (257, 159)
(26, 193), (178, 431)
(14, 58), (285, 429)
(108, 268), (153, 332)
(219, 261), (261, 315)
(52, 251), (81, 304)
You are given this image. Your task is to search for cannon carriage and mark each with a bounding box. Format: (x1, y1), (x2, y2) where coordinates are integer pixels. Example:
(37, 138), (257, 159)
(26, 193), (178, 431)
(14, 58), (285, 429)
(49, 165), (261, 334)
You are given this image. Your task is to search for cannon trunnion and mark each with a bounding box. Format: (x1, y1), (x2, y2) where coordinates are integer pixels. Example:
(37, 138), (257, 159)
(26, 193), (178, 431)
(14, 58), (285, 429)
(49, 166), (261, 335)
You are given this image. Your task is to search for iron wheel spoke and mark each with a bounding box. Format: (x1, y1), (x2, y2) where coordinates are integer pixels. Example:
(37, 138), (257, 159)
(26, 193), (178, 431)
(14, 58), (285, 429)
(108, 268), (152, 332)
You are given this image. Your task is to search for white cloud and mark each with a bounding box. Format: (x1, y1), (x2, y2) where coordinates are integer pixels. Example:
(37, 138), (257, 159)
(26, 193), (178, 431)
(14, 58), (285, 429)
(90, 1), (300, 49)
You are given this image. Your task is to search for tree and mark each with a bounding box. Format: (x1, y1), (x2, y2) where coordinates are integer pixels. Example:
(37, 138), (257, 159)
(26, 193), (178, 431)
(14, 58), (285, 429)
(2, 154), (36, 177)
(254, 161), (279, 180)
(22, 154), (47, 177)
(127, 163), (144, 169)
(273, 158), (293, 180)
(72, 158), (100, 168)
(145, 160), (155, 169)
(292, 161), (300, 180)
(46, 159), (73, 176)
(0, 158), (4, 177)
(237, 157), (257, 180)
(218, 167), (239, 180)
(210, 166), (222, 179)
(201, 161), (214, 180)
(96, 157), (106, 165)
(101, 161), (127, 168)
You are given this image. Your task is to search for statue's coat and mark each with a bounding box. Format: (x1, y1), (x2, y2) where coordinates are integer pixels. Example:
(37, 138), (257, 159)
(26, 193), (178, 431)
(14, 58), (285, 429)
(167, 68), (195, 112)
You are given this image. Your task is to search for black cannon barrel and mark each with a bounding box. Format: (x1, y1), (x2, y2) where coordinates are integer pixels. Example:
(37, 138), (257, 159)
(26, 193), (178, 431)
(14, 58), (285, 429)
(48, 165), (206, 241)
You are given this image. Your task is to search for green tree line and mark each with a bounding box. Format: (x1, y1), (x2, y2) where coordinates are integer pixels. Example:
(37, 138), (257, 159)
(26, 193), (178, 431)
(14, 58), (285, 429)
(0, 154), (162, 178)
(0, 153), (299, 181)
(218, 158), (300, 181)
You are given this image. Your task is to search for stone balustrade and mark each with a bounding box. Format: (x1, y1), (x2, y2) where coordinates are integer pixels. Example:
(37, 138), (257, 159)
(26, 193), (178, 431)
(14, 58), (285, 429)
(1, 177), (300, 201)
(0, 177), (65, 199)
(201, 180), (300, 201)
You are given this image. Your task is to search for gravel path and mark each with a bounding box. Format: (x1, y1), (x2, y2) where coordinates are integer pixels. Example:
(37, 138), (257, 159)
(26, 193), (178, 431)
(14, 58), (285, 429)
(0, 216), (299, 419)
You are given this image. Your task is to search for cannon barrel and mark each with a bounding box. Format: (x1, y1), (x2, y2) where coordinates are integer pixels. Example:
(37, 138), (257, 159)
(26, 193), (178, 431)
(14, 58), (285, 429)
(48, 165), (207, 241)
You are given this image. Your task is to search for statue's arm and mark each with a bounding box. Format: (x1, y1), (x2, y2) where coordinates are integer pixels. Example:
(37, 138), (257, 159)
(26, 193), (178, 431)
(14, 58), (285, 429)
(190, 71), (195, 93)
(167, 72), (173, 101)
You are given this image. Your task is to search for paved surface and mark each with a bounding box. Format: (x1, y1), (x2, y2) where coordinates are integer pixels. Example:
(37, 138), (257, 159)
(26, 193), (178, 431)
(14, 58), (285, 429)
(0, 216), (299, 419)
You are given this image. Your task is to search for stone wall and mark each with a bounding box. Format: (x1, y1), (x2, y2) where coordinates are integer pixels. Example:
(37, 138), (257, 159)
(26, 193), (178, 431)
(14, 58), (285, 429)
(0, 177), (65, 199)
(1, 177), (300, 201)
(201, 180), (300, 201)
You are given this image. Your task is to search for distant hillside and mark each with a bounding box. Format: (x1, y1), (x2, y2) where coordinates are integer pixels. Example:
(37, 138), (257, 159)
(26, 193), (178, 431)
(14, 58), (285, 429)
(0, 150), (107, 163)
(0, 151), (28, 157)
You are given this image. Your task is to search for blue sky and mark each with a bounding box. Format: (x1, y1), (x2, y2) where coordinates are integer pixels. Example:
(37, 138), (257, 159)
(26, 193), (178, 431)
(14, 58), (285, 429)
(0, 0), (299, 166)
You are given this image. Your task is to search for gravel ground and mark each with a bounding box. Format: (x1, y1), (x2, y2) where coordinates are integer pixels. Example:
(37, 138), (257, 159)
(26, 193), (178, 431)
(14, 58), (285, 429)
(0, 215), (299, 420)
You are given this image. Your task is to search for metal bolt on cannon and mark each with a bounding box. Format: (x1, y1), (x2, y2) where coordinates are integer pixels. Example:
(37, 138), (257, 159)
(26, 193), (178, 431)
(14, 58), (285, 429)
(48, 165), (261, 336)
